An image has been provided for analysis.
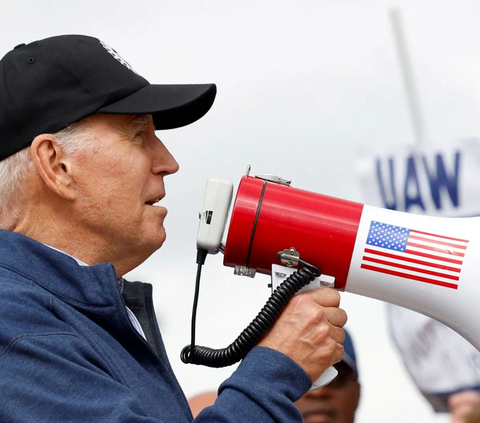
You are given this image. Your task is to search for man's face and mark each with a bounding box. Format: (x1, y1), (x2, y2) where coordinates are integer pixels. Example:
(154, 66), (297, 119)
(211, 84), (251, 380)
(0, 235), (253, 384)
(295, 362), (360, 423)
(68, 113), (179, 272)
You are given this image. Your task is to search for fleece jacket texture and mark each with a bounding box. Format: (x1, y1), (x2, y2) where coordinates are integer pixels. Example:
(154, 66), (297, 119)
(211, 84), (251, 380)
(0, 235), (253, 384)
(0, 229), (310, 422)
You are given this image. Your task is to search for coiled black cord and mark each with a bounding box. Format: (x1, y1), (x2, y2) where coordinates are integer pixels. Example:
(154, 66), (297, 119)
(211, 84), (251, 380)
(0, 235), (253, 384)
(181, 253), (321, 368)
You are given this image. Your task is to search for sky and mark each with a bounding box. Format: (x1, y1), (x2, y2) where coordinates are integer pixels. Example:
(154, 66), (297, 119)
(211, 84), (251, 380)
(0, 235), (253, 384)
(3, 1), (480, 422)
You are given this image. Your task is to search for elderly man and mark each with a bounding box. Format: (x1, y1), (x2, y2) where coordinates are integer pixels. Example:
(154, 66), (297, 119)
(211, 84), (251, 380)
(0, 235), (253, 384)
(0, 35), (347, 422)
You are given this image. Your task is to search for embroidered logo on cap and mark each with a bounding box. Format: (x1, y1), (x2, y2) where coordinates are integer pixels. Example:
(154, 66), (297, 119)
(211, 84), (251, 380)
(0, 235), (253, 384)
(99, 40), (137, 74)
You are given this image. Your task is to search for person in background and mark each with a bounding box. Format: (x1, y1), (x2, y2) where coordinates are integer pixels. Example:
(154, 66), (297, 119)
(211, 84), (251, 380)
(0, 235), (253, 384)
(294, 328), (361, 423)
(188, 391), (218, 418)
(188, 328), (360, 423)
(449, 390), (480, 423)
(465, 399), (480, 423)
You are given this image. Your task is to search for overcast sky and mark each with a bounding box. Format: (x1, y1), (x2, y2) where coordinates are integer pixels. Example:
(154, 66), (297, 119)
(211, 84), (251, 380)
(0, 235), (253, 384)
(4, 1), (480, 422)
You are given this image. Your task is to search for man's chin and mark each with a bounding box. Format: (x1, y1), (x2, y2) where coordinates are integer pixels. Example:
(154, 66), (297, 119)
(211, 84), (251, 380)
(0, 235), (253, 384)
(135, 229), (167, 259)
(149, 231), (167, 252)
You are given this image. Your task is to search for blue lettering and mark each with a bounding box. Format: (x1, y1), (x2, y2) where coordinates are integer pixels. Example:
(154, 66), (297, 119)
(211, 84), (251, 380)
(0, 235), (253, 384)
(404, 155), (425, 212)
(421, 151), (460, 210)
(376, 157), (397, 210)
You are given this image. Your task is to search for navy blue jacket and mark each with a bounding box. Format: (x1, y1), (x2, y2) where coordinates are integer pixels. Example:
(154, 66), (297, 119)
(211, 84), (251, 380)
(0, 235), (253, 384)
(0, 229), (310, 422)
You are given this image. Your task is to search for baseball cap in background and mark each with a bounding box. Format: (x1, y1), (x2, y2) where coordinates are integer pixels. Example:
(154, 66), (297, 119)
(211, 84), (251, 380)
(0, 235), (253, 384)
(342, 329), (358, 376)
(0, 34), (217, 161)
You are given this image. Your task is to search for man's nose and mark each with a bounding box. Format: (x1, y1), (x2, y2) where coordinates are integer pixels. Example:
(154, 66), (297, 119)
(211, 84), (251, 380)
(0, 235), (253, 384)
(152, 140), (179, 176)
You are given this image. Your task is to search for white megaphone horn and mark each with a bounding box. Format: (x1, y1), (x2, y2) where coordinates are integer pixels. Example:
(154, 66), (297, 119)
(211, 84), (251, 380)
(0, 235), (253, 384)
(197, 170), (480, 353)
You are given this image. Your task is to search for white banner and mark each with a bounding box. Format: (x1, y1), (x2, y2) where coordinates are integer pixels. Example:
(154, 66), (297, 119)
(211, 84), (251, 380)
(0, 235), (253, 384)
(387, 304), (480, 393)
(356, 138), (480, 217)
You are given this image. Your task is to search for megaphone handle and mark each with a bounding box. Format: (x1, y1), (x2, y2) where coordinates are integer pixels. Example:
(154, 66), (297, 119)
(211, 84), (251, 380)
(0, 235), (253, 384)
(270, 264), (339, 390)
(181, 263), (321, 368)
(310, 366), (338, 390)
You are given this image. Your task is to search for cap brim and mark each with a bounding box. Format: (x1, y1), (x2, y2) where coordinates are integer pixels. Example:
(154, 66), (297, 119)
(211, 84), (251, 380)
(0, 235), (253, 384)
(97, 83), (216, 130)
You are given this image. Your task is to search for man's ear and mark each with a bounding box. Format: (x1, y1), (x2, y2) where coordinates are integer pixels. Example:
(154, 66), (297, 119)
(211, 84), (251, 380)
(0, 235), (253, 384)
(30, 134), (76, 200)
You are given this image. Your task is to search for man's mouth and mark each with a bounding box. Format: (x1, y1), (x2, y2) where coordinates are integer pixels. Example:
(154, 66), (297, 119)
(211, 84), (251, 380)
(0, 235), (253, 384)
(303, 411), (333, 423)
(145, 195), (164, 206)
(302, 407), (336, 423)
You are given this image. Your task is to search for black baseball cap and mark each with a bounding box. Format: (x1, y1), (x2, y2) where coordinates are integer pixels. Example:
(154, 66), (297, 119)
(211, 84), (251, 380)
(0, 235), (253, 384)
(0, 34), (217, 161)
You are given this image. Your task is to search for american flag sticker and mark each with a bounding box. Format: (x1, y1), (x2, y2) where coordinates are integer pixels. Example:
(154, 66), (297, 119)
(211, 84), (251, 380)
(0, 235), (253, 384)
(361, 221), (469, 290)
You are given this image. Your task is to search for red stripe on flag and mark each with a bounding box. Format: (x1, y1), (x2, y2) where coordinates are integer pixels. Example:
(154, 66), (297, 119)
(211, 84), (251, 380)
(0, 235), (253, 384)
(406, 242), (466, 257)
(403, 248), (464, 264)
(363, 248), (461, 272)
(410, 229), (469, 243)
(360, 264), (458, 289)
(362, 256), (460, 281)
(408, 234), (468, 250)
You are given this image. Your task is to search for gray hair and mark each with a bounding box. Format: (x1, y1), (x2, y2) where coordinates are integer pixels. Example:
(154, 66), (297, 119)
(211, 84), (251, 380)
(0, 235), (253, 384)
(0, 121), (92, 222)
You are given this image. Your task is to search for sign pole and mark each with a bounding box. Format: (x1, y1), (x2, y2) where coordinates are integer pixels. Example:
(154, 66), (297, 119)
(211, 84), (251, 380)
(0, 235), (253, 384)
(390, 8), (426, 145)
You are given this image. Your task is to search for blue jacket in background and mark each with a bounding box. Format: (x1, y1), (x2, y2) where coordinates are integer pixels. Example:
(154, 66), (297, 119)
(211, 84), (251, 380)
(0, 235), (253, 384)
(0, 229), (310, 422)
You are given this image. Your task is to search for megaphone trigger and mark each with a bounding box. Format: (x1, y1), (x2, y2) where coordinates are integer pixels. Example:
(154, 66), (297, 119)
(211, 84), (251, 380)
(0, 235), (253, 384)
(271, 264), (335, 293)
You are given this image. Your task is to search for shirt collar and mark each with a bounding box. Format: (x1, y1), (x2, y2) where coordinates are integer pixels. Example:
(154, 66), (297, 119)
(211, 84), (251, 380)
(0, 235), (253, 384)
(43, 243), (124, 291)
(44, 244), (88, 266)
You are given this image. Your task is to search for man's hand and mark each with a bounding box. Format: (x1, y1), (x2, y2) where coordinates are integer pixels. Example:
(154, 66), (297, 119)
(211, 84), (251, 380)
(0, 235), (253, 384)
(258, 288), (347, 381)
(449, 390), (480, 423)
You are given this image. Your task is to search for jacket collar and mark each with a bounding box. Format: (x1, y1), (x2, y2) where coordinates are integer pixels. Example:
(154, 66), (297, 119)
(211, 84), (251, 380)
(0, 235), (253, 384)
(0, 229), (120, 309)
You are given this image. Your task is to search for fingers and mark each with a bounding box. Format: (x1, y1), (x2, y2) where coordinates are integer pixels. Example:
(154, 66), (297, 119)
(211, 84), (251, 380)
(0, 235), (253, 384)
(258, 288), (348, 381)
(302, 287), (341, 308)
(293, 288), (348, 328)
(325, 306), (348, 329)
(330, 323), (346, 344)
(449, 391), (480, 423)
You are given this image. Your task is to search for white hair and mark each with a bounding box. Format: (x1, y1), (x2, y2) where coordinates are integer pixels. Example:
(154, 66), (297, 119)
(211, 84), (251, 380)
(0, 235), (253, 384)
(0, 121), (92, 222)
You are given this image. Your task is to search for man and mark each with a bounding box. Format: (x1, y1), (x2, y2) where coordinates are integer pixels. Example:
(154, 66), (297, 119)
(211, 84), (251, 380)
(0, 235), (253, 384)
(295, 329), (361, 423)
(449, 390), (480, 423)
(0, 35), (347, 422)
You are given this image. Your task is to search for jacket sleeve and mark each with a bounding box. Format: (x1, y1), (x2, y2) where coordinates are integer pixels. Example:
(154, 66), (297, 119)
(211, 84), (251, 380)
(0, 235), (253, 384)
(0, 333), (171, 423)
(194, 346), (312, 422)
(0, 335), (309, 423)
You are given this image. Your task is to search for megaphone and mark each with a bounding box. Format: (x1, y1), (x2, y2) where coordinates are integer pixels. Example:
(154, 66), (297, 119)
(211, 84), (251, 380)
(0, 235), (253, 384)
(184, 167), (480, 390)
(197, 169), (480, 352)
